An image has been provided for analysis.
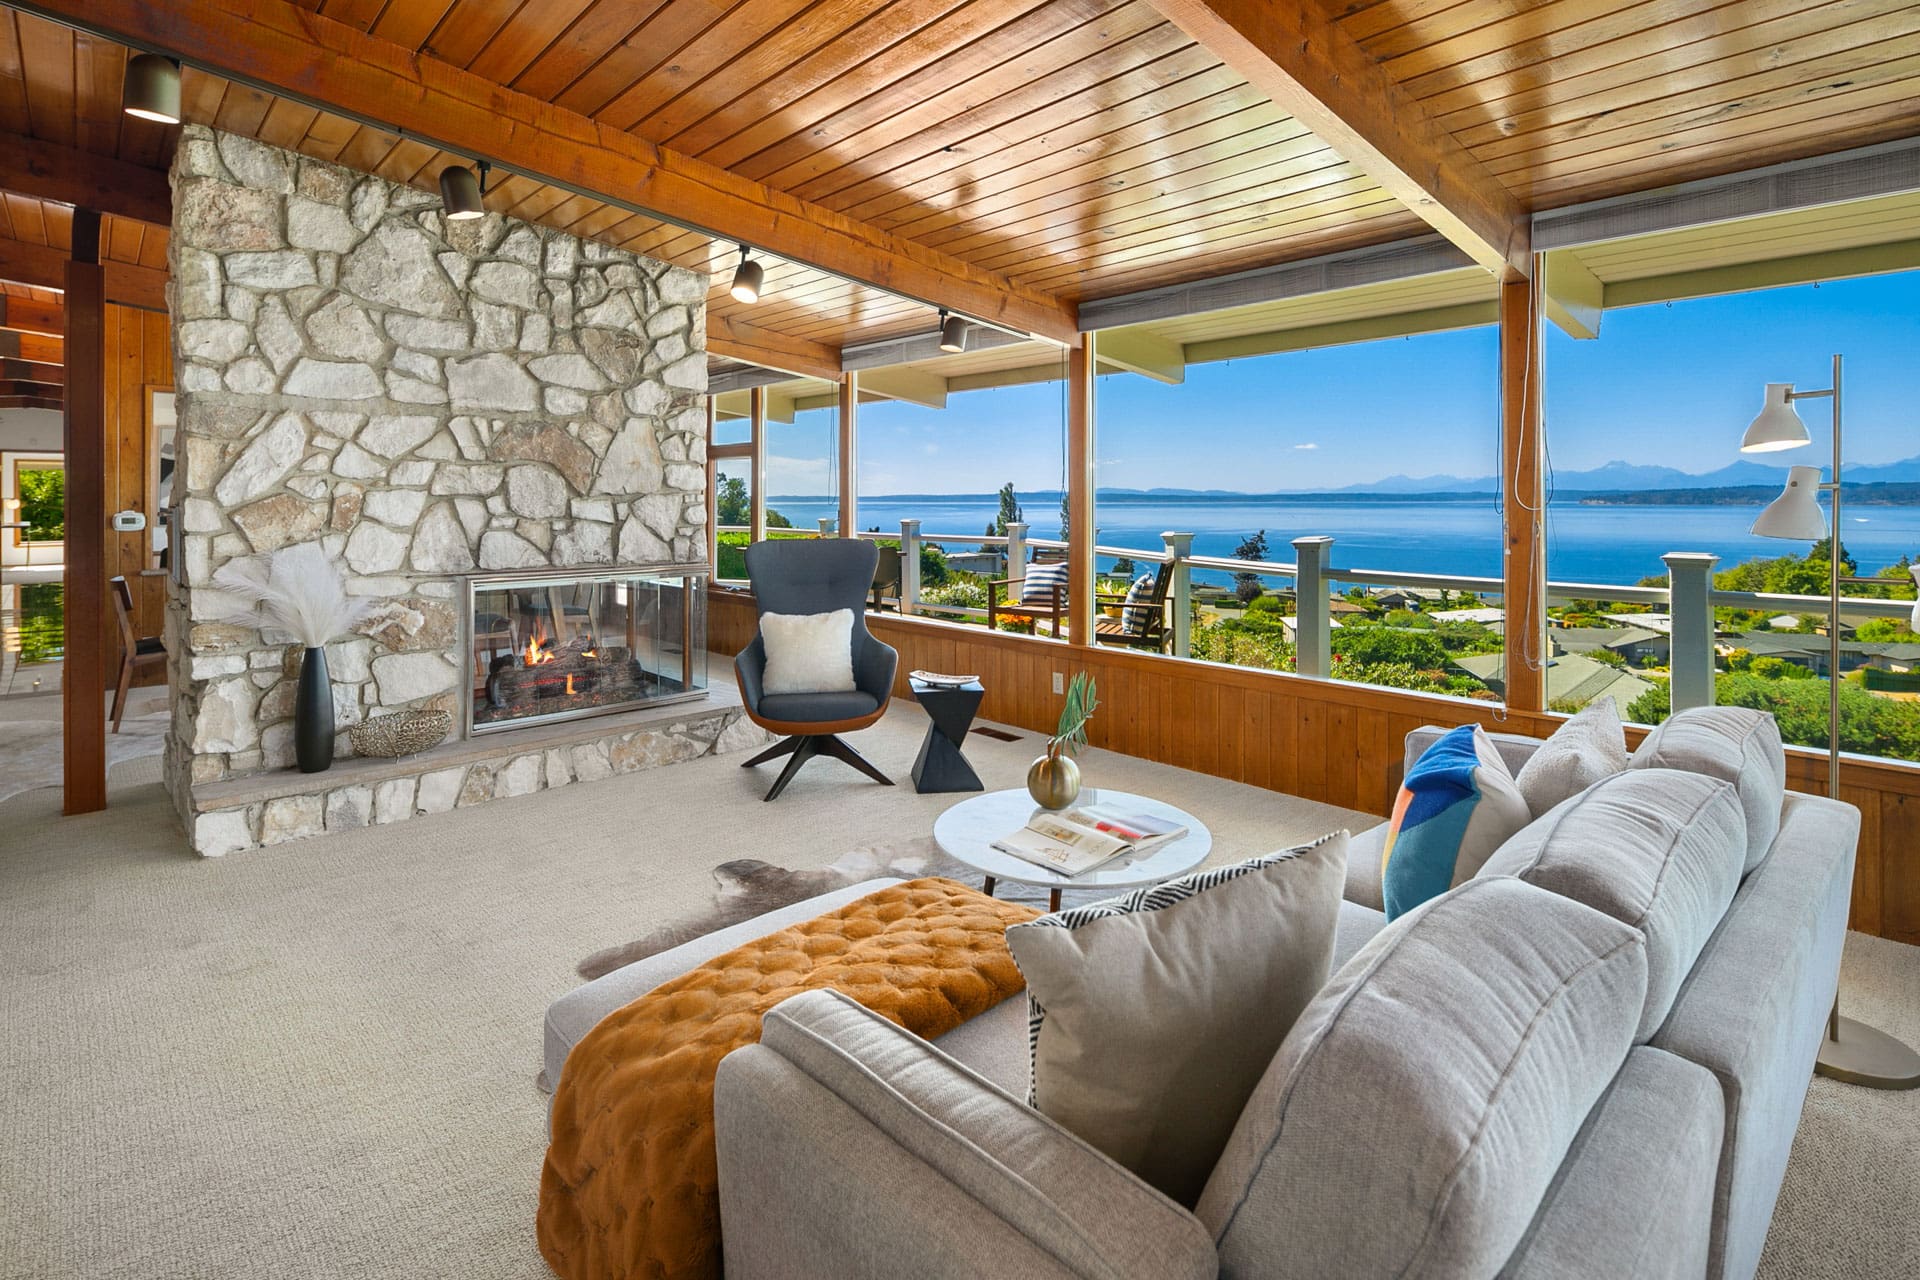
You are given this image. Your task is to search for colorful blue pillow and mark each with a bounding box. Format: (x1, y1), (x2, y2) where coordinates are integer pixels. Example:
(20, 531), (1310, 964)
(1381, 725), (1531, 920)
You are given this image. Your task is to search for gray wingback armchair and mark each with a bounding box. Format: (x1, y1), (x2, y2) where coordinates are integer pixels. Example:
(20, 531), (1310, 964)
(735, 538), (900, 801)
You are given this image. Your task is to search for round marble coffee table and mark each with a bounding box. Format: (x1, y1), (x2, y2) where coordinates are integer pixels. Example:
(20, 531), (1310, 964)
(933, 788), (1212, 911)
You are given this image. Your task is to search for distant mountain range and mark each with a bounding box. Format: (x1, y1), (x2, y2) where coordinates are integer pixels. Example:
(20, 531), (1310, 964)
(831, 454), (1920, 504)
(1320, 455), (1920, 496)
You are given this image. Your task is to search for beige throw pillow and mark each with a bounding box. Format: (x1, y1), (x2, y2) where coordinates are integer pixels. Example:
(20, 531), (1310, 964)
(1005, 831), (1348, 1206)
(1513, 695), (1628, 817)
(759, 609), (856, 695)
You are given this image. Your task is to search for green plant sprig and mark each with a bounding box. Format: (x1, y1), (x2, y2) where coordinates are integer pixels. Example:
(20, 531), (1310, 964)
(1049, 671), (1098, 759)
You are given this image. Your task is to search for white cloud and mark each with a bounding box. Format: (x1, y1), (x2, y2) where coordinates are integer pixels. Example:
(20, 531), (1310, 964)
(1292, 442), (1320, 450)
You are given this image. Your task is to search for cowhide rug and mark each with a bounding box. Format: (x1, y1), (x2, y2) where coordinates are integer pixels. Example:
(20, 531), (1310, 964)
(575, 839), (1113, 980)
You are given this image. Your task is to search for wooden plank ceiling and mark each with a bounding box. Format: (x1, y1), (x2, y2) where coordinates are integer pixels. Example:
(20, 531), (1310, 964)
(1, 0), (1918, 370)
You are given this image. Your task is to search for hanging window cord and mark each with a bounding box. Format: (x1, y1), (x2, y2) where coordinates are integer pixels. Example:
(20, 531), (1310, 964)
(1492, 272), (1552, 725)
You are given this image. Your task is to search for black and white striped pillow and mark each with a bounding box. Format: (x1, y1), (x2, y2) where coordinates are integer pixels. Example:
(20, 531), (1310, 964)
(1021, 561), (1069, 604)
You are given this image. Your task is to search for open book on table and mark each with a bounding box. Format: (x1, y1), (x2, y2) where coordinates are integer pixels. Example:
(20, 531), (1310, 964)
(990, 802), (1190, 877)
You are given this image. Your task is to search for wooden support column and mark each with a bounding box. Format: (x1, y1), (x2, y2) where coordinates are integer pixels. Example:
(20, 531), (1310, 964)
(63, 210), (108, 815)
(748, 385), (767, 544)
(1067, 339), (1097, 648)
(1500, 266), (1547, 713)
(838, 372), (857, 539)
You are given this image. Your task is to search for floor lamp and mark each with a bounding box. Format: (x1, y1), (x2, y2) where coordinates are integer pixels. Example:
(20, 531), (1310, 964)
(1741, 353), (1920, 1089)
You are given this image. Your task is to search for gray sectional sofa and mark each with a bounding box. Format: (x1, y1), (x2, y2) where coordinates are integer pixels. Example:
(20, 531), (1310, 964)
(544, 708), (1858, 1280)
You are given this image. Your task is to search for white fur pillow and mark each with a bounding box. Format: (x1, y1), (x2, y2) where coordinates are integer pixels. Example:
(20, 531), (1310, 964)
(760, 609), (857, 695)
(1514, 696), (1628, 817)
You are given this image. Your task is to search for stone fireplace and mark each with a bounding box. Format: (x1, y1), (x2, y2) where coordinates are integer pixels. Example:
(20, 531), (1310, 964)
(467, 566), (708, 734)
(163, 125), (764, 856)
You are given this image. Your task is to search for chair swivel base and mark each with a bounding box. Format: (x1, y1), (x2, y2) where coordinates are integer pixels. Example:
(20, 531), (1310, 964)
(741, 733), (894, 801)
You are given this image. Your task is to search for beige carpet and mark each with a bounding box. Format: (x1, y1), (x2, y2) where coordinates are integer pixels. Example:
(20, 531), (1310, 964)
(0, 703), (1914, 1278)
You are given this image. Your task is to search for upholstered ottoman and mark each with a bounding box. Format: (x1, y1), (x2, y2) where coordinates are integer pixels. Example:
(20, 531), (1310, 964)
(542, 876), (1390, 1110)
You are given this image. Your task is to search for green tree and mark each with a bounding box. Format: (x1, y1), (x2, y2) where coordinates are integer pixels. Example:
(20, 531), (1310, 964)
(1330, 626), (1449, 670)
(715, 475), (748, 526)
(17, 466), (63, 542)
(982, 482), (1023, 549)
(1111, 555), (1137, 578)
(1231, 529), (1269, 604)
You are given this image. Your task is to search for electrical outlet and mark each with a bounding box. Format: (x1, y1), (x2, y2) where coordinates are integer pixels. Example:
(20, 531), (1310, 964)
(1052, 671), (1065, 695)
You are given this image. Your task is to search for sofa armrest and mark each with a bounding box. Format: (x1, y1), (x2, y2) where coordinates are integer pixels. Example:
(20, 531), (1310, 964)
(715, 990), (1215, 1280)
(1649, 792), (1857, 1280)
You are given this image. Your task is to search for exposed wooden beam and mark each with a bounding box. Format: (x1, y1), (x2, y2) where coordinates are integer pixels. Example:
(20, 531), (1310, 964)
(1499, 268), (1546, 715)
(706, 313), (842, 383)
(64, 211), (108, 815)
(0, 329), (65, 364)
(858, 366), (948, 410)
(1147, 0), (1529, 277)
(1092, 329), (1185, 384)
(0, 234), (169, 311)
(20, 0), (1079, 345)
(1542, 251), (1603, 340)
(0, 129), (172, 226)
(0, 295), (64, 338)
(0, 357), (64, 384)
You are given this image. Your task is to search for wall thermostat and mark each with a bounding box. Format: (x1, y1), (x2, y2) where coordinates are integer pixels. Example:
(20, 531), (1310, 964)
(112, 510), (147, 533)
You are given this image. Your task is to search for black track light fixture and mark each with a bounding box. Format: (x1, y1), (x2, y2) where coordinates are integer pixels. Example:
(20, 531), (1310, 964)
(938, 309), (970, 354)
(730, 245), (764, 305)
(122, 53), (182, 124)
(439, 160), (492, 221)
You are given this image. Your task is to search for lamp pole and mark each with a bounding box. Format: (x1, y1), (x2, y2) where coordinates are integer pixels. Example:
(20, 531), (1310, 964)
(1779, 355), (1842, 801)
(1748, 354), (1919, 1089)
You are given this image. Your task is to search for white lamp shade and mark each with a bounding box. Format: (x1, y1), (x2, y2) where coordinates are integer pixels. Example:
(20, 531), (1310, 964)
(1750, 464), (1828, 540)
(1742, 382), (1812, 452)
(938, 312), (969, 353)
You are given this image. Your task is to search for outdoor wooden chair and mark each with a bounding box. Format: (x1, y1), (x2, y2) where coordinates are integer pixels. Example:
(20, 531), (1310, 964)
(985, 556), (1067, 634)
(1095, 561), (1174, 652)
(110, 576), (166, 733)
(869, 543), (902, 612)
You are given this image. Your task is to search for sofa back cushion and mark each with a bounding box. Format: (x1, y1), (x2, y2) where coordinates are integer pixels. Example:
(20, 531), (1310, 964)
(1628, 706), (1785, 873)
(1478, 770), (1747, 1042)
(1195, 878), (1647, 1280)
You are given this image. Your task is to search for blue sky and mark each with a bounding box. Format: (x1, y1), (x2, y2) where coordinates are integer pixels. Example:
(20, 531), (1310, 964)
(763, 268), (1919, 496)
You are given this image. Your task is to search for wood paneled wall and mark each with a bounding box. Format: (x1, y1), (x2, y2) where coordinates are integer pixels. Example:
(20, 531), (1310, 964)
(712, 589), (1920, 944)
(102, 303), (169, 669)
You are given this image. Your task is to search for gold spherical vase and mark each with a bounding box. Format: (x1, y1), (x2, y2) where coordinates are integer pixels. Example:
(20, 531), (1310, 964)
(1026, 752), (1081, 810)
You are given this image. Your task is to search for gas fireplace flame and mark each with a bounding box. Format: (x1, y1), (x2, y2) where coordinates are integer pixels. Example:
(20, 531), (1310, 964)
(523, 626), (555, 666)
(565, 674), (576, 696)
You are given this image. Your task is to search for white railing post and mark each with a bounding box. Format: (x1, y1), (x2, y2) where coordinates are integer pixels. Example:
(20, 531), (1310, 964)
(817, 517), (835, 537)
(1664, 552), (1720, 711)
(1293, 535), (1334, 678)
(1004, 520), (1028, 584)
(1162, 531), (1193, 658)
(900, 518), (922, 616)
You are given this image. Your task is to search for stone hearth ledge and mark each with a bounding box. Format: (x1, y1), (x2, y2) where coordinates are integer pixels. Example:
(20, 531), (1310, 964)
(184, 678), (770, 856)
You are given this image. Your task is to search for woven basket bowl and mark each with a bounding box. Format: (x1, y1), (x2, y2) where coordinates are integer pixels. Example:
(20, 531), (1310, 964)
(348, 709), (451, 759)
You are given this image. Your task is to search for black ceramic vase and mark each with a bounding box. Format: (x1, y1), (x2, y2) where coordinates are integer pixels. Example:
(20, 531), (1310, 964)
(295, 645), (334, 774)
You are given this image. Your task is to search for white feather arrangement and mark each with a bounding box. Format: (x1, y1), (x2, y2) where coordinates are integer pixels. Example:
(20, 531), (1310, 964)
(210, 542), (372, 648)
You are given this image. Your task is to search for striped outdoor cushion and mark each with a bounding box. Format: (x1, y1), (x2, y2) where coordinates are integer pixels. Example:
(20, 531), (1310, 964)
(1021, 561), (1069, 605)
(1120, 571), (1157, 634)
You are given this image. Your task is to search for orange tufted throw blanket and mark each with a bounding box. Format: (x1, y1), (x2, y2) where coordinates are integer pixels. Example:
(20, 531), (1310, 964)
(537, 877), (1040, 1280)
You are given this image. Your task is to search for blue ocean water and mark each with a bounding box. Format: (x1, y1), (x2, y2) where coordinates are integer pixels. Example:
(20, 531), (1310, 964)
(762, 493), (1920, 591)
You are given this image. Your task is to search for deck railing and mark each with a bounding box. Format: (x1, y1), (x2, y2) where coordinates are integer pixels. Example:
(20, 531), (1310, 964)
(717, 519), (1918, 718)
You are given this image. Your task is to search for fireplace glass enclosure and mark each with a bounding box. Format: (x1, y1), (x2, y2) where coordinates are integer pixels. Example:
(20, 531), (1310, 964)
(465, 566), (708, 735)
